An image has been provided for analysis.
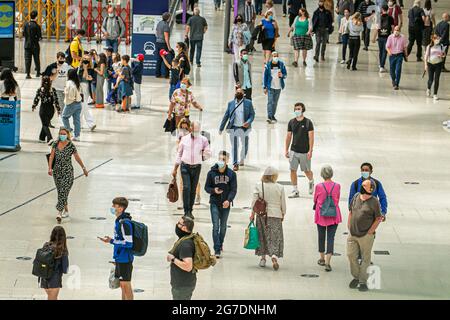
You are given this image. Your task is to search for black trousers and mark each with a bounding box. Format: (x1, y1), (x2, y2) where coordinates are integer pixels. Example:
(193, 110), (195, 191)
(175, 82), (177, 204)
(317, 224), (338, 254)
(25, 47), (41, 76)
(244, 87), (252, 100)
(427, 62), (443, 95)
(181, 163), (201, 217)
(407, 26), (423, 59)
(289, 14), (296, 28)
(39, 106), (54, 142)
(348, 36), (361, 69)
(362, 21), (370, 49)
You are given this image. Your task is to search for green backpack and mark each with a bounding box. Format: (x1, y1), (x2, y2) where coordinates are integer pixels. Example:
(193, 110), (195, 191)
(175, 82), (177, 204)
(169, 233), (216, 272)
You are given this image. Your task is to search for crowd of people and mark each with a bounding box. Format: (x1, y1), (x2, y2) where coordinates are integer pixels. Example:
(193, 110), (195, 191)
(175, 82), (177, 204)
(4, 0), (447, 301)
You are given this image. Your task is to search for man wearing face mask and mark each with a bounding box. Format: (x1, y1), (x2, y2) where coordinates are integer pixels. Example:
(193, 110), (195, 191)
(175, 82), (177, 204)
(348, 162), (388, 221)
(387, 0), (403, 28)
(233, 49), (253, 100)
(263, 51), (287, 124)
(347, 179), (383, 292)
(101, 7), (125, 53)
(219, 88), (255, 172)
(285, 102), (315, 197)
(167, 216), (196, 300)
(172, 121), (211, 219)
(99, 197), (134, 300)
(205, 151), (237, 258)
(312, 0), (334, 62)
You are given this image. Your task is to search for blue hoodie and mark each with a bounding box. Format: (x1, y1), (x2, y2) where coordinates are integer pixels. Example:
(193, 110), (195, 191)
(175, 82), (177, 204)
(263, 60), (287, 90)
(110, 212), (134, 263)
(204, 164), (237, 206)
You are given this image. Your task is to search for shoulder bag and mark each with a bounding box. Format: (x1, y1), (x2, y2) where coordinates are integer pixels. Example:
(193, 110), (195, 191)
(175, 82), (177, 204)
(252, 182), (268, 224)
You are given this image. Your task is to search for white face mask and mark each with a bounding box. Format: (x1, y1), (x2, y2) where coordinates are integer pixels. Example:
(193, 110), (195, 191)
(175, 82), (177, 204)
(108, 13), (114, 18)
(394, 31), (400, 37)
(388, 1), (394, 6)
(434, 39), (440, 45)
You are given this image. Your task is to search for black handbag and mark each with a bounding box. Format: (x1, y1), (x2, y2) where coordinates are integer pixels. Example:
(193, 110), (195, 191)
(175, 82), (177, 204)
(46, 153), (55, 169)
(163, 114), (176, 134)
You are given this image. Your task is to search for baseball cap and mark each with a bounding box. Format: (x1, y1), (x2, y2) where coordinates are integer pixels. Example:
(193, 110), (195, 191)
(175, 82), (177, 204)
(136, 54), (144, 62)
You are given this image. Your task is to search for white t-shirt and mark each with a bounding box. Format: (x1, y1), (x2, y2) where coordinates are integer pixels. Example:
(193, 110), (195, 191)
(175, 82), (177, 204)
(52, 63), (72, 91)
(270, 66), (281, 90)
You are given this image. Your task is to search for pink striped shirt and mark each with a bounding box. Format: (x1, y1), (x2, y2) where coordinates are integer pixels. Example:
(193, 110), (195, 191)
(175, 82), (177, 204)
(176, 133), (211, 165)
(386, 34), (407, 55)
(313, 181), (343, 227)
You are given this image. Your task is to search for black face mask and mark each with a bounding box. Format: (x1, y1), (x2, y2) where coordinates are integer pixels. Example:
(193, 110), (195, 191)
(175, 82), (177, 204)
(235, 93), (244, 100)
(175, 225), (191, 238)
(237, 19), (242, 23)
(82, 60), (89, 65)
(319, 5), (324, 9)
(58, 60), (65, 65)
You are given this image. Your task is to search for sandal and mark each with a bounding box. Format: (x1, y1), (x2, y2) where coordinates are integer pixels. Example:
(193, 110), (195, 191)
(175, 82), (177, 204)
(317, 259), (325, 266)
(272, 257), (279, 271)
(325, 264), (332, 272)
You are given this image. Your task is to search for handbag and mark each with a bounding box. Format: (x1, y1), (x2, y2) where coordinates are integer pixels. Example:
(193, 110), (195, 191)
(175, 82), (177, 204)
(163, 114), (176, 133)
(244, 221), (260, 250)
(252, 182), (267, 223)
(167, 178), (179, 203)
(108, 266), (120, 289)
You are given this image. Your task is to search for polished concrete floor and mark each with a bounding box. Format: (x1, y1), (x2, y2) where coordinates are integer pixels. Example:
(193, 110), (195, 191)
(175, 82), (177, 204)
(1, 0), (450, 299)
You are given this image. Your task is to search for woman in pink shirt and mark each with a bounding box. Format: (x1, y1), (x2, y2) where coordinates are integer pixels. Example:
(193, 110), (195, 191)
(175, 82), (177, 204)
(313, 165), (342, 272)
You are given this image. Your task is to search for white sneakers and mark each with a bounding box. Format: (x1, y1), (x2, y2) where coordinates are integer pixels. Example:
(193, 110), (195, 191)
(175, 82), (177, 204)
(288, 180), (314, 197)
(426, 89), (431, 97)
(288, 190), (300, 198)
(309, 180), (315, 195)
(73, 137), (80, 142)
(379, 67), (387, 73)
(62, 211), (69, 219)
(433, 95), (439, 101)
(340, 60), (346, 64)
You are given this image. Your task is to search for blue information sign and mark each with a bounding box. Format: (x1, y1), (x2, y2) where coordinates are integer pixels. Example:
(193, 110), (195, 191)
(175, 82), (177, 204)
(0, 99), (21, 151)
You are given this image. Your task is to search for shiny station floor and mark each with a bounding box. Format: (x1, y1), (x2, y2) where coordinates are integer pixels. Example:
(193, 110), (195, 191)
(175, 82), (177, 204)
(1, 0), (450, 299)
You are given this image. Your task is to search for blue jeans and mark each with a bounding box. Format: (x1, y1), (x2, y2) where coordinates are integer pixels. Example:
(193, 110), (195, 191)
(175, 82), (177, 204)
(378, 37), (388, 68)
(229, 128), (250, 166)
(342, 34), (349, 61)
(189, 40), (203, 65)
(61, 102), (82, 138)
(389, 54), (404, 86)
(267, 88), (281, 119)
(210, 203), (230, 254)
(155, 42), (169, 77)
(106, 38), (119, 53)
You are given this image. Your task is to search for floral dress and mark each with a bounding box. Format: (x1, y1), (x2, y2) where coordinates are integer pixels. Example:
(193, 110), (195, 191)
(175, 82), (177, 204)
(170, 88), (197, 118)
(52, 141), (77, 212)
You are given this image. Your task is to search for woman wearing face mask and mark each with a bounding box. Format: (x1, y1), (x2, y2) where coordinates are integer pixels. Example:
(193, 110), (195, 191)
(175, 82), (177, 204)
(288, 8), (313, 67)
(47, 127), (88, 223)
(168, 77), (203, 127)
(424, 34), (446, 101)
(250, 166), (286, 271)
(259, 11), (280, 63)
(347, 12), (363, 71)
(32, 76), (61, 145)
(387, 0), (403, 28)
(228, 14), (249, 62)
(175, 42), (191, 81)
(94, 53), (107, 108)
(77, 53), (97, 132)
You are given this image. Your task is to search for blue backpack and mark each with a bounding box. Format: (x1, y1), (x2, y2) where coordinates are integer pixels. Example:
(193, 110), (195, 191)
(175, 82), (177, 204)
(120, 219), (148, 257)
(320, 183), (337, 217)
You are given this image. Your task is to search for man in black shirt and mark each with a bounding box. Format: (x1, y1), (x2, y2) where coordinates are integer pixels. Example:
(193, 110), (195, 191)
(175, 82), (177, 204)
(358, 0), (375, 50)
(23, 10), (42, 79)
(407, 0), (425, 61)
(312, 1), (333, 62)
(167, 216), (196, 300)
(285, 102), (315, 198)
(288, 0), (307, 27)
(435, 12), (449, 72)
(378, 5), (395, 73)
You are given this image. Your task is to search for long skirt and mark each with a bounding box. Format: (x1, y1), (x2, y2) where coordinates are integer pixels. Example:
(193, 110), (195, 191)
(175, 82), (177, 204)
(255, 215), (284, 258)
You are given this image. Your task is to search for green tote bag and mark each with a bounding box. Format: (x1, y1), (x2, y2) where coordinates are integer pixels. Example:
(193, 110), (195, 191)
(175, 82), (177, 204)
(244, 221), (260, 250)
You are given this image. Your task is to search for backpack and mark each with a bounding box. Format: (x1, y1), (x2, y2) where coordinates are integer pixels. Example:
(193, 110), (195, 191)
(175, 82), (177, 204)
(170, 233), (217, 272)
(32, 244), (56, 280)
(65, 38), (82, 65)
(120, 219), (148, 257)
(320, 183), (337, 217)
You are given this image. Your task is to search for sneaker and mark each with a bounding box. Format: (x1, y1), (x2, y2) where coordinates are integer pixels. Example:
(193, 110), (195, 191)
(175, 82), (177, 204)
(259, 258), (266, 268)
(26, 74), (32, 79)
(197, 64), (202, 68)
(309, 180), (314, 195)
(73, 136), (80, 142)
(349, 279), (359, 289)
(394, 86), (399, 90)
(49, 123), (55, 129)
(426, 89), (431, 97)
(90, 124), (96, 132)
(38, 139), (46, 144)
(314, 56), (319, 62)
(266, 118), (273, 124)
(47, 139), (54, 146)
(292, 61), (298, 67)
(130, 105), (141, 110)
(303, 61), (307, 67)
(363, 47), (368, 51)
(271, 117), (278, 123)
(358, 283), (369, 292)
(288, 190), (300, 198)
(433, 95), (439, 101)
(340, 60), (345, 64)
(194, 195), (201, 205)
(56, 214), (62, 224)
(283, 14), (286, 17)
(352, 67), (358, 71)
(215, 252), (221, 259)
(62, 211), (69, 219)
(379, 67), (386, 73)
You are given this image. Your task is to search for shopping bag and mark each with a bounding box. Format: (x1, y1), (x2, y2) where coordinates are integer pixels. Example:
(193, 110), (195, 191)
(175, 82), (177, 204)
(109, 266), (120, 289)
(244, 221), (260, 250)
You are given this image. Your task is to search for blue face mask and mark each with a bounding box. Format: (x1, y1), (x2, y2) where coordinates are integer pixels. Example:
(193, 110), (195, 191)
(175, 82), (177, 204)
(361, 172), (370, 179)
(180, 83), (187, 90)
(110, 207), (116, 215)
(272, 57), (279, 63)
(59, 135), (67, 141)
(294, 111), (303, 117)
(217, 160), (225, 169)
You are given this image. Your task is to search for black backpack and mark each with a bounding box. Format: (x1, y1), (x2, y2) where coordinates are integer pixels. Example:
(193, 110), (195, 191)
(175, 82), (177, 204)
(32, 244), (56, 280)
(120, 219), (149, 257)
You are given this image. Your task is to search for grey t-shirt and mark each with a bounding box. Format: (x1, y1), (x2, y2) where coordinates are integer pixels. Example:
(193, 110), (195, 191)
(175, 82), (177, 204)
(156, 20), (170, 43)
(349, 194), (382, 237)
(187, 16), (208, 41)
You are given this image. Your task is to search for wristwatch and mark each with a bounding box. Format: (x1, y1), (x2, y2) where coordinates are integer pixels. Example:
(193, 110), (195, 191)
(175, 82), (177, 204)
(171, 257), (176, 263)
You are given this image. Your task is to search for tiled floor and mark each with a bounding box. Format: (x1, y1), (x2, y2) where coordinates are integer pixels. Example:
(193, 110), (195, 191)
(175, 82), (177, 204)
(1, 0), (450, 299)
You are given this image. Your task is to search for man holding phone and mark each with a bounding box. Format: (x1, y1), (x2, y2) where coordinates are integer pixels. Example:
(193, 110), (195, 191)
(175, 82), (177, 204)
(99, 197), (134, 300)
(204, 151), (238, 258)
(263, 51), (287, 124)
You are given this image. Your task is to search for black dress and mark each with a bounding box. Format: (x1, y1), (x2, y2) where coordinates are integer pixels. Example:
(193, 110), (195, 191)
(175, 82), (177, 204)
(32, 87), (60, 142)
(39, 243), (69, 289)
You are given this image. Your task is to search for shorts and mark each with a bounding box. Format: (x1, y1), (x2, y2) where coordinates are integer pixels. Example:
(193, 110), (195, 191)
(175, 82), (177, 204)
(115, 262), (133, 282)
(289, 151), (311, 172)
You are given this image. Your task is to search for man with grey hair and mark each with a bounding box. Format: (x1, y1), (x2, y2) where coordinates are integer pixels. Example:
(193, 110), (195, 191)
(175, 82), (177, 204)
(155, 12), (172, 78)
(102, 7), (125, 53)
(407, 0), (425, 61)
(186, 7), (208, 67)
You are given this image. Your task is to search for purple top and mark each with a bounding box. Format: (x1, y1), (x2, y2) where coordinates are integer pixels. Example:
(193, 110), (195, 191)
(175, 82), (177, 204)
(314, 181), (343, 227)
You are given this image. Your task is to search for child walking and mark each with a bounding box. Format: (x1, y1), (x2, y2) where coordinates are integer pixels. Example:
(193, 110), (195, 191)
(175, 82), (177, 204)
(115, 54), (133, 112)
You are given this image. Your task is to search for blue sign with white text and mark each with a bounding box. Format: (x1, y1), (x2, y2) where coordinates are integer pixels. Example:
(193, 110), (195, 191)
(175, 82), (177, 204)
(0, 99), (21, 151)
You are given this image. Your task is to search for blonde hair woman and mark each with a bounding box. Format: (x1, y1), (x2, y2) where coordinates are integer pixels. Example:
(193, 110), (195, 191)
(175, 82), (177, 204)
(347, 12), (363, 71)
(250, 166), (286, 271)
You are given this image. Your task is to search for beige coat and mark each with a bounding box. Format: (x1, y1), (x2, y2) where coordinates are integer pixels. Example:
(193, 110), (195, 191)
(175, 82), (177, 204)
(251, 182), (286, 219)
